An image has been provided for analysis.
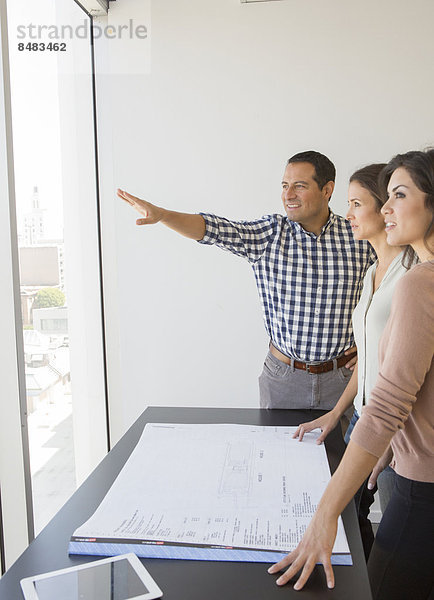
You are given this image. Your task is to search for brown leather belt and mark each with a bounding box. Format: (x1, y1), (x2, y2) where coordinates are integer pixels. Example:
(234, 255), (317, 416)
(270, 343), (355, 374)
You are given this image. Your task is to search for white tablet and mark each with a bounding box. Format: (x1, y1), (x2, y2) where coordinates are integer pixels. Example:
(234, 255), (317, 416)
(20, 553), (163, 600)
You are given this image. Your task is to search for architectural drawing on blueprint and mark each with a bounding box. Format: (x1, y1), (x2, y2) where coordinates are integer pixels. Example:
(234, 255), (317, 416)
(71, 424), (350, 557)
(218, 441), (254, 498)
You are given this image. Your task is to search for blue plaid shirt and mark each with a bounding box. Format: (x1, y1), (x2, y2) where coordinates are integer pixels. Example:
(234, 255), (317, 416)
(198, 211), (375, 362)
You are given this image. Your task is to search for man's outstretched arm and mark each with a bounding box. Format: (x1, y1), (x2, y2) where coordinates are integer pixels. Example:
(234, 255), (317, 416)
(117, 189), (206, 241)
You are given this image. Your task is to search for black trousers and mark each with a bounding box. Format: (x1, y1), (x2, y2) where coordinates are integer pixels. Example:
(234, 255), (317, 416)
(367, 473), (434, 600)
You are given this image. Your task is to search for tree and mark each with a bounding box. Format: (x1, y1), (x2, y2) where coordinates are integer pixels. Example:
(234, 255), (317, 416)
(33, 287), (65, 309)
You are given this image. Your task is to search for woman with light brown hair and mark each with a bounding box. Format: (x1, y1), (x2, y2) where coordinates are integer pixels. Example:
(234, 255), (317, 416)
(294, 162), (406, 559)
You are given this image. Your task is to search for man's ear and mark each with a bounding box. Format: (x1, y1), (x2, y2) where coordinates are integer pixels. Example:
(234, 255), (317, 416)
(323, 181), (335, 202)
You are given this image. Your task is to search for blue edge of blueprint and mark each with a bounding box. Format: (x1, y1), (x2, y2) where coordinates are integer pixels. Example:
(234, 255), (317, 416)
(68, 541), (352, 566)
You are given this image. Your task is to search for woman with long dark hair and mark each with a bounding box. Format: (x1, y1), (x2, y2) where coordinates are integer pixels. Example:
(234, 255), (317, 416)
(268, 149), (434, 599)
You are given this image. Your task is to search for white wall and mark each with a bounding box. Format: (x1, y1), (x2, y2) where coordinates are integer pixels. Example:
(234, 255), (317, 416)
(95, 0), (434, 441)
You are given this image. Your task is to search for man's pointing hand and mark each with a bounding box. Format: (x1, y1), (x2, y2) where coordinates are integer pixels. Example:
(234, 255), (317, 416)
(117, 189), (164, 225)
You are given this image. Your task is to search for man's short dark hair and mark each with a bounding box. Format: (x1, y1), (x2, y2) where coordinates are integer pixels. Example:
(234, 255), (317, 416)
(287, 151), (336, 190)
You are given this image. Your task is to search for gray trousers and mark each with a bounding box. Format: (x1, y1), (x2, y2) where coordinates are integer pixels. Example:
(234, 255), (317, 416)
(377, 466), (397, 514)
(258, 350), (354, 422)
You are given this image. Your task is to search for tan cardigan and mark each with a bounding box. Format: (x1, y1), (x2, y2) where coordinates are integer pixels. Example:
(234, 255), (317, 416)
(352, 261), (434, 483)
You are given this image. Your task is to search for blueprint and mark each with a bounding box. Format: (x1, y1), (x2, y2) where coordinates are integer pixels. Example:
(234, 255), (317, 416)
(70, 423), (350, 561)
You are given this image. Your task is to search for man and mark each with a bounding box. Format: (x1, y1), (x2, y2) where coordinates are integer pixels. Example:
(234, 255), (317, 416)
(118, 151), (374, 413)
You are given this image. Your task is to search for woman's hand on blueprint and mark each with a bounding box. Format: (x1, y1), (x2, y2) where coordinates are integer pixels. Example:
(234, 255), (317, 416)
(293, 409), (340, 444)
(269, 439), (378, 590)
(268, 440), (378, 590)
(268, 509), (338, 590)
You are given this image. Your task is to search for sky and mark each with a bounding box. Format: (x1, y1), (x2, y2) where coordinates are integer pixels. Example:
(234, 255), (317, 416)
(6, 0), (151, 241)
(8, 0), (73, 240)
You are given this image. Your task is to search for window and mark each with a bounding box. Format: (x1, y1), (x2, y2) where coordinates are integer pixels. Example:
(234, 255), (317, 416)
(4, 0), (108, 544)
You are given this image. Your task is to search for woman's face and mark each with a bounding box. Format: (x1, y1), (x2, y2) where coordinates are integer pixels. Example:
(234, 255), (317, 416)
(346, 181), (384, 241)
(381, 167), (433, 254)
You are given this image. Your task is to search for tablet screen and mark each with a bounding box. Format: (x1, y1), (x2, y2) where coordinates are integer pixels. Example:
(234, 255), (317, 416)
(32, 558), (149, 600)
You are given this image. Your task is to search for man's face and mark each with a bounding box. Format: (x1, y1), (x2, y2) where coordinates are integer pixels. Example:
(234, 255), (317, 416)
(281, 162), (332, 233)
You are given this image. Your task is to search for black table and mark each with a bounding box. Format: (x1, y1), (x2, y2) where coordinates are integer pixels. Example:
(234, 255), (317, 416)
(0, 407), (372, 599)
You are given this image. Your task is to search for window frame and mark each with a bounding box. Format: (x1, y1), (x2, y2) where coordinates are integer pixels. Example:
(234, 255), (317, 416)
(0, 0), (110, 569)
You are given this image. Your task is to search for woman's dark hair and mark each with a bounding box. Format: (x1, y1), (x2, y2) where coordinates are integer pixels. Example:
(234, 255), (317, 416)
(349, 163), (387, 211)
(379, 149), (434, 268)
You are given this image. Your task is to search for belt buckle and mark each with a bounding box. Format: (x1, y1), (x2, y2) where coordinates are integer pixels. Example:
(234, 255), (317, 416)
(305, 362), (312, 374)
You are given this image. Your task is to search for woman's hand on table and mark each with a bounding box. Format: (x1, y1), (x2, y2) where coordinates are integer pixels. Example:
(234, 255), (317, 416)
(268, 509), (338, 590)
